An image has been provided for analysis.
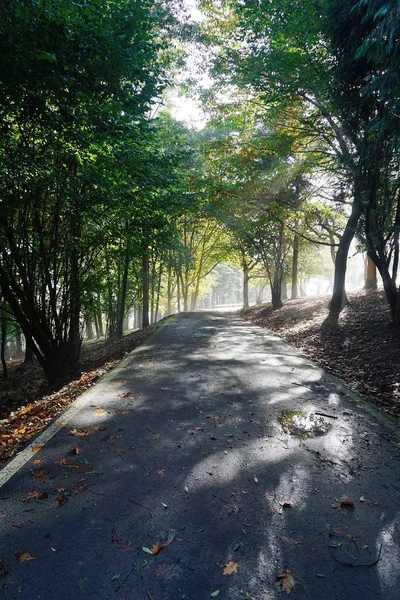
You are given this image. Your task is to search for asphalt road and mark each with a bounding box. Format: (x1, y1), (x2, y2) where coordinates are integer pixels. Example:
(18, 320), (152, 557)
(1, 312), (400, 600)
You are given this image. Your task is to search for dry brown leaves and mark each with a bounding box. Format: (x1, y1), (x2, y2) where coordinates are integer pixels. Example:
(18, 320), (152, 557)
(151, 540), (163, 555)
(16, 551), (37, 562)
(331, 498), (355, 509)
(0, 361), (119, 466)
(277, 569), (295, 594)
(32, 468), (48, 483)
(23, 491), (48, 502)
(222, 561), (238, 575)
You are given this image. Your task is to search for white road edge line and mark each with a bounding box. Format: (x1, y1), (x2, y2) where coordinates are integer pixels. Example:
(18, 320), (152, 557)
(0, 343), (152, 489)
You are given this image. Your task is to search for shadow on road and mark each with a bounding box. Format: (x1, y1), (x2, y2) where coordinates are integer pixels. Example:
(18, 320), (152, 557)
(0, 312), (399, 600)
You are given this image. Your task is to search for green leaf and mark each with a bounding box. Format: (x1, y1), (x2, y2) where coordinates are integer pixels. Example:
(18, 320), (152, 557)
(161, 502), (168, 508)
(329, 541), (343, 548)
(210, 591), (220, 598)
(142, 547), (153, 554)
(112, 574), (120, 581)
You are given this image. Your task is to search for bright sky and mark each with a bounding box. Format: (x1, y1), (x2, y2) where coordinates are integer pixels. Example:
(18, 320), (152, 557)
(169, 0), (208, 129)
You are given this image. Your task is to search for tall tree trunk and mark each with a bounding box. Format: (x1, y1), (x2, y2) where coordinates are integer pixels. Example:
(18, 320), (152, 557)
(116, 251), (129, 338)
(291, 235), (299, 299)
(167, 266), (173, 316)
(271, 272), (283, 310)
(364, 255), (377, 291)
(243, 259), (250, 309)
(94, 314), (100, 339)
(142, 245), (150, 328)
(24, 337), (33, 363)
(329, 187), (362, 316)
(1, 314), (8, 380)
(85, 316), (95, 340)
(176, 270), (181, 313)
(154, 264), (163, 323)
(150, 257), (157, 324)
(96, 293), (104, 337)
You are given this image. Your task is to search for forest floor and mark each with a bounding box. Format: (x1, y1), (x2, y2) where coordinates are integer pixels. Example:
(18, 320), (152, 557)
(0, 324), (161, 465)
(243, 290), (400, 421)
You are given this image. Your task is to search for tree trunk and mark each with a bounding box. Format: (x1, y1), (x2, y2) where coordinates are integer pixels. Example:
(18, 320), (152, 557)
(142, 245), (150, 328)
(154, 263), (163, 323)
(1, 315), (8, 380)
(243, 260), (250, 309)
(329, 188), (362, 316)
(96, 294), (104, 337)
(167, 267), (173, 316)
(85, 316), (95, 340)
(271, 273), (283, 309)
(364, 255), (377, 291)
(291, 235), (299, 299)
(176, 270), (181, 313)
(24, 337), (33, 363)
(116, 251), (129, 338)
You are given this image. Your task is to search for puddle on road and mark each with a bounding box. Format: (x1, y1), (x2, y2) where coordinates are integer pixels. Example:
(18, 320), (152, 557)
(278, 409), (333, 439)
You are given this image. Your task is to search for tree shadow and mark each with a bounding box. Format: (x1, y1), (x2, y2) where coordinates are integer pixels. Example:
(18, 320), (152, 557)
(0, 312), (399, 599)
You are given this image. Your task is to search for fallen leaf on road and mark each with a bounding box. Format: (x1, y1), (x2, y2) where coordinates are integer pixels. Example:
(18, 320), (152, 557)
(72, 482), (87, 494)
(68, 428), (88, 439)
(32, 445), (43, 453)
(223, 561), (238, 575)
(210, 591), (220, 597)
(72, 447), (83, 455)
(16, 551), (36, 562)
(56, 494), (69, 507)
(33, 459), (43, 466)
(32, 468), (48, 483)
(277, 569), (295, 594)
(156, 469), (165, 477)
(23, 491), (48, 501)
(331, 498), (355, 509)
(56, 457), (76, 466)
(71, 464), (92, 473)
(151, 540), (163, 555)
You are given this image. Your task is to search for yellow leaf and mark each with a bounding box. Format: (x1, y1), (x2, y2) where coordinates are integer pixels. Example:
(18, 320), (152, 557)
(222, 561), (238, 575)
(16, 551), (37, 562)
